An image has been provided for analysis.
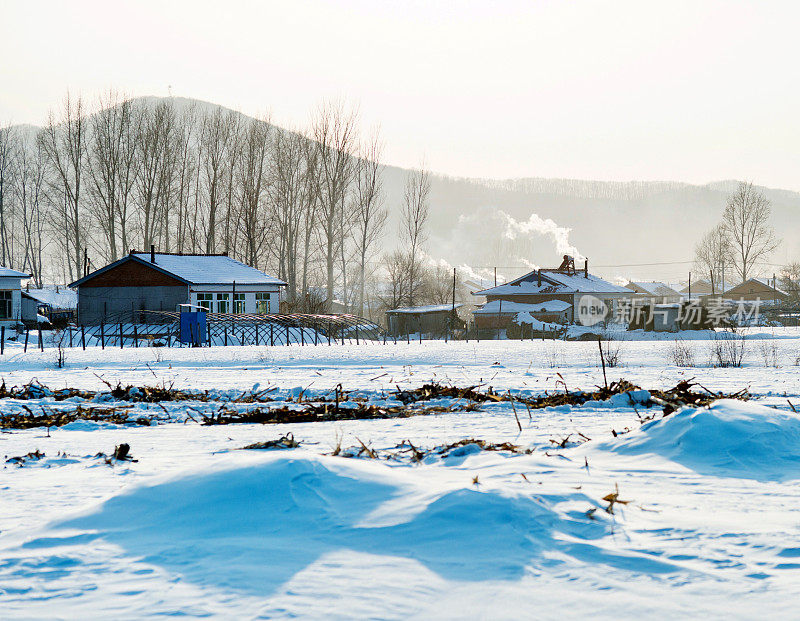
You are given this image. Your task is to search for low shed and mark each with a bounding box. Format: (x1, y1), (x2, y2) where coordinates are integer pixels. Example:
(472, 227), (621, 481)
(386, 304), (463, 337)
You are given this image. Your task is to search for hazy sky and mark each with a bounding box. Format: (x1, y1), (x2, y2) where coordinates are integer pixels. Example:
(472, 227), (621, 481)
(2, 0), (799, 189)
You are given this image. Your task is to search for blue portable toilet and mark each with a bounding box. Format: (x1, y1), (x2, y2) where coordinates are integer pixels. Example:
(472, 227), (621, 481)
(179, 311), (207, 345)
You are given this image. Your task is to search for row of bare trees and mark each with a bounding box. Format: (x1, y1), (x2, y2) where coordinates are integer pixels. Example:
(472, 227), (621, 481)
(0, 92), (452, 317)
(694, 182), (780, 292)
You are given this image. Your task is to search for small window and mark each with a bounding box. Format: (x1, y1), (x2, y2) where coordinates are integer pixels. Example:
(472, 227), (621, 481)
(233, 293), (246, 314)
(255, 292), (270, 315)
(196, 293), (213, 312)
(216, 293), (230, 314)
(0, 290), (13, 320)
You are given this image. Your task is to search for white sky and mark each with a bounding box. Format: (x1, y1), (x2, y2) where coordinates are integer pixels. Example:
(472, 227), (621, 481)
(2, 0), (799, 189)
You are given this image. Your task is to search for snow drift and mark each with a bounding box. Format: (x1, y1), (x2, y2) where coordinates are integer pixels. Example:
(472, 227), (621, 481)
(24, 452), (678, 601)
(592, 400), (800, 481)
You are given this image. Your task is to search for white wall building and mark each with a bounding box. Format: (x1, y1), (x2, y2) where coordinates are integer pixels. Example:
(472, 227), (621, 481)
(0, 266), (30, 330)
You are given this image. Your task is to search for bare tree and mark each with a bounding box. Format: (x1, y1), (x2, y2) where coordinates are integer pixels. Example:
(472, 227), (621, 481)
(351, 132), (387, 315)
(236, 117), (271, 268)
(0, 125), (18, 266)
(38, 93), (89, 281)
(172, 105), (198, 253)
(87, 92), (139, 261)
(780, 262), (800, 304)
(14, 139), (48, 285)
(270, 128), (319, 301)
(422, 263), (466, 306)
(381, 249), (412, 310)
(694, 224), (732, 293)
(198, 108), (237, 254)
(721, 182), (780, 282)
(400, 164), (430, 306)
(312, 101), (358, 312)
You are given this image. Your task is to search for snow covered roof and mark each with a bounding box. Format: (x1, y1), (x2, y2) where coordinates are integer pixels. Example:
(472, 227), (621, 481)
(386, 304), (463, 314)
(474, 299), (571, 314)
(748, 278), (788, 295)
(627, 281), (682, 297)
(0, 266), (29, 279)
(71, 253), (286, 287)
(22, 287), (78, 309)
(474, 269), (631, 296)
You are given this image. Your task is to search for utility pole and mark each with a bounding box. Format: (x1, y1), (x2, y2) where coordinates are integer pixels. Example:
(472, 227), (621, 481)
(451, 267), (457, 339)
(688, 271), (692, 300)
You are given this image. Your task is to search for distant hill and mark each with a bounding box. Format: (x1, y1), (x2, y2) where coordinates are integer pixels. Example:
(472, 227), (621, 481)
(12, 96), (798, 283)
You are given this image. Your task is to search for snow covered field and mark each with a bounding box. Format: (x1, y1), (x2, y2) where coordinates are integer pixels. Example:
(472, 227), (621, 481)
(2, 329), (800, 618)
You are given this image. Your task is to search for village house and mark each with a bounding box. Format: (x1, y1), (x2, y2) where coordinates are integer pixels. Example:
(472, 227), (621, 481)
(0, 266), (29, 331)
(472, 256), (634, 330)
(679, 279), (714, 297)
(719, 278), (788, 305)
(625, 281), (683, 303)
(70, 249), (286, 325)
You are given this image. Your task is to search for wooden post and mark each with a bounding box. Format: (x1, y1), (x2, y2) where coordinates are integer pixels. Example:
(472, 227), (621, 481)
(24, 329), (29, 353)
(270, 323), (274, 346)
(68, 327), (73, 348)
(314, 326), (318, 345)
(39, 329), (44, 351)
(1, 326), (4, 355)
(224, 325), (228, 346)
(328, 321), (332, 346)
(119, 323), (124, 348)
(100, 322), (105, 349)
(81, 325), (86, 350)
(286, 324), (290, 345)
(356, 326), (359, 345)
(133, 324), (139, 347)
(255, 324), (259, 346)
(300, 327), (305, 346)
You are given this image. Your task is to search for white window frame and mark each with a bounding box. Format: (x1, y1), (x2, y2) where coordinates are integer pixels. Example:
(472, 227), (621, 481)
(0, 290), (13, 319)
(196, 292), (213, 312)
(255, 292), (270, 315)
(216, 293), (230, 314)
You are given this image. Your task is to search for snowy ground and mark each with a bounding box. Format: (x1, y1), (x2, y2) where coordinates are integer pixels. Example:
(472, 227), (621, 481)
(2, 329), (800, 618)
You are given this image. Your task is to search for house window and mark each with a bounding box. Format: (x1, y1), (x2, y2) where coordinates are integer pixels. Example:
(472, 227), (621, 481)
(0, 291), (12, 319)
(196, 293), (213, 312)
(233, 293), (246, 314)
(216, 293), (230, 314)
(256, 292), (270, 314)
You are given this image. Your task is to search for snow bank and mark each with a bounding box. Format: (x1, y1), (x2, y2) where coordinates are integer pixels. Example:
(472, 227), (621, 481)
(30, 452), (675, 600)
(591, 400), (800, 481)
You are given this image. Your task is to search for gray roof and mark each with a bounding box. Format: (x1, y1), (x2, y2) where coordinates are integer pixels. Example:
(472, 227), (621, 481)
(0, 266), (29, 278)
(386, 304), (463, 314)
(627, 281), (682, 297)
(22, 287), (78, 309)
(71, 253), (286, 287)
(475, 269), (631, 296)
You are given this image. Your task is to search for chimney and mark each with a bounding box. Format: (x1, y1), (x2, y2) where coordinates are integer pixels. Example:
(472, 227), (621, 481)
(150, 244), (156, 264)
(537, 270), (541, 287)
(584, 258), (588, 278)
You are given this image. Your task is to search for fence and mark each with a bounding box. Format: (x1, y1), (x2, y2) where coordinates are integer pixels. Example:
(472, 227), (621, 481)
(56, 310), (388, 349)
